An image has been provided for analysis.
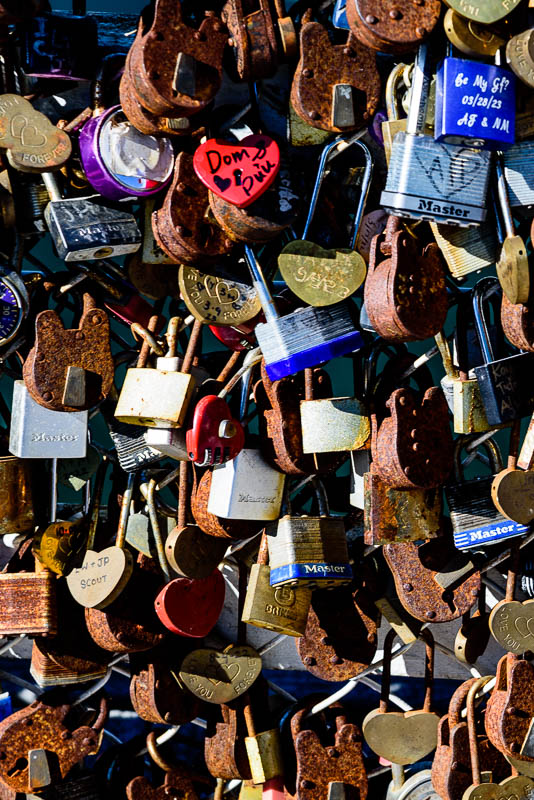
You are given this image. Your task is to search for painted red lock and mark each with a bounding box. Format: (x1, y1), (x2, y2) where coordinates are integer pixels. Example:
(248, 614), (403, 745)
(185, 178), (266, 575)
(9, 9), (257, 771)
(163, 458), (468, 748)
(154, 570), (225, 638)
(186, 395), (245, 466)
(193, 135), (280, 208)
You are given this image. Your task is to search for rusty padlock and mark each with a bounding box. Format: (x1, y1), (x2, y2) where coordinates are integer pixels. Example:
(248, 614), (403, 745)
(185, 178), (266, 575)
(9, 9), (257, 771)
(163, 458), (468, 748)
(290, 11), (380, 133)
(204, 697), (252, 782)
(222, 0), (279, 82)
(345, 0), (441, 54)
(289, 700), (367, 800)
(0, 697), (107, 794)
(296, 582), (378, 681)
(485, 654), (534, 763)
(364, 215), (448, 342)
(152, 152), (234, 266)
(129, 650), (200, 726)
(23, 293), (113, 412)
(126, 731), (205, 800)
(384, 536), (481, 623)
(501, 292), (534, 353)
(125, 1), (227, 118)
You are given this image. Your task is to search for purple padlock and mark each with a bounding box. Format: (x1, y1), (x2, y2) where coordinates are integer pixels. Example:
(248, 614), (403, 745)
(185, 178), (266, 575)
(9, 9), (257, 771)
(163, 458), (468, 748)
(79, 106), (174, 202)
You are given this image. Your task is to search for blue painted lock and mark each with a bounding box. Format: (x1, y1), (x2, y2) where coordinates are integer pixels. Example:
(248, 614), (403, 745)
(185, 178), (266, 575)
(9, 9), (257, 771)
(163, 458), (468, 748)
(333, 0), (349, 30)
(435, 57), (515, 149)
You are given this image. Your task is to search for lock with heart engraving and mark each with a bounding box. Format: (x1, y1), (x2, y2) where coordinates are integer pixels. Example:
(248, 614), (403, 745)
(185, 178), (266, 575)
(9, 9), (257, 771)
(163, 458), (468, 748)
(278, 135), (370, 308)
(291, 9), (381, 133)
(489, 553), (534, 654)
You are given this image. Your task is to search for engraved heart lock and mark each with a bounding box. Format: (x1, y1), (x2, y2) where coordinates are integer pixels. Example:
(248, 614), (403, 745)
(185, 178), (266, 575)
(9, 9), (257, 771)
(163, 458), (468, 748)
(178, 644), (262, 704)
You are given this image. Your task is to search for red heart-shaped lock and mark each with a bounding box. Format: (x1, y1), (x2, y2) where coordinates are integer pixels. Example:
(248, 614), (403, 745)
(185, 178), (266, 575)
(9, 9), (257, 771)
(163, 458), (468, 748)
(154, 570), (225, 637)
(186, 395), (245, 466)
(193, 135), (280, 208)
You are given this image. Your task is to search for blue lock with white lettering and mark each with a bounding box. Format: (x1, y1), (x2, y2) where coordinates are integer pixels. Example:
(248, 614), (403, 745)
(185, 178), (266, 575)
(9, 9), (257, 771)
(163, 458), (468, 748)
(446, 438), (528, 551)
(435, 55), (515, 149)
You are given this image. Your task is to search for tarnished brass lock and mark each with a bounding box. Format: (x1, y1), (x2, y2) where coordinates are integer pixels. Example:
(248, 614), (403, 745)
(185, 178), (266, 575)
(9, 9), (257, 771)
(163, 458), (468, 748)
(0, 454), (35, 535)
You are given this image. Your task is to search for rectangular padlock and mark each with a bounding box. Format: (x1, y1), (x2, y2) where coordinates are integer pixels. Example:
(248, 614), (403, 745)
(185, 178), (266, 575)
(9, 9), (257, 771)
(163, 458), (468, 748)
(300, 397), (370, 454)
(503, 140), (534, 209)
(9, 381), (88, 459)
(207, 449), (286, 520)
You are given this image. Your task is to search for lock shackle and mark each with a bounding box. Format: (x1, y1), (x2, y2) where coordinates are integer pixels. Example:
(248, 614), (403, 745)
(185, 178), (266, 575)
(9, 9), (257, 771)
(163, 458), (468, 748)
(146, 477), (172, 583)
(385, 63), (408, 122)
(280, 476), (330, 517)
(466, 675), (494, 786)
(447, 677), (478, 728)
(453, 435), (503, 483)
(147, 731), (174, 773)
(379, 629), (435, 714)
(495, 151), (515, 239)
(91, 52), (127, 116)
(86, 455), (110, 549)
(472, 276), (501, 365)
(165, 316), (180, 360)
(114, 471), (135, 552)
(406, 43), (432, 136)
(244, 246), (279, 325)
(301, 135), (373, 251)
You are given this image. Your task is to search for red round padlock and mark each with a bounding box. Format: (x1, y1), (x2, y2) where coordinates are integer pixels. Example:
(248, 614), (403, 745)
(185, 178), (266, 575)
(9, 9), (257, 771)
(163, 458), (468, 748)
(185, 395), (245, 466)
(154, 570), (225, 638)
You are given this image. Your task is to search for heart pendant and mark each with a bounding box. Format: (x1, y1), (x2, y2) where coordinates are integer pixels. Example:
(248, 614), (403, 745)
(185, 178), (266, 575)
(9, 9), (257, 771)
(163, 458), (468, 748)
(66, 546), (133, 609)
(490, 599), (534, 653)
(278, 240), (366, 306)
(362, 709), (440, 765)
(193, 135), (280, 208)
(179, 644), (262, 704)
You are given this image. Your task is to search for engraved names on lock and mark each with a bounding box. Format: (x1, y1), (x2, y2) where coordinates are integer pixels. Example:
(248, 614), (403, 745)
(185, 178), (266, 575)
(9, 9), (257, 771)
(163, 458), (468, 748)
(490, 600), (534, 653)
(178, 645), (262, 704)
(179, 266), (260, 326)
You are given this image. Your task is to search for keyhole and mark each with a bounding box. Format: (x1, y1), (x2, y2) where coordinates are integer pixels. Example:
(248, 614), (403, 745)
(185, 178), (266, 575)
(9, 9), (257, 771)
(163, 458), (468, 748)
(233, 169), (242, 186)
(7, 757), (28, 777)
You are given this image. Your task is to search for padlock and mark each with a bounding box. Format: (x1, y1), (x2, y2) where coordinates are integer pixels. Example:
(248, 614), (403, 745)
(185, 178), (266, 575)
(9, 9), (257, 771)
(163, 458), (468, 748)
(152, 152), (234, 267)
(222, 0), (279, 82)
(42, 172), (142, 261)
(79, 61), (174, 201)
(495, 153), (529, 305)
(0, 268), (30, 350)
(208, 448), (285, 521)
(0, 538), (57, 637)
(445, 436), (529, 550)
(503, 140), (534, 210)
(291, 10), (381, 133)
(485, 654), (534, 770)
(488, 554), (534, 655)
(444, 9), (506, 58)
(0, 453), (35, 535)
(434, 46), (515, 149)
(431, 677), (509, 800)
(507, 28), (534, 88)
(364, 214), (448, 341)
(241, 532), (311, 637)
(290, 700), (368, 800)
(179, 263), (261, 328)
(115, 318), (199, 429)
(297, 579), (378, 680)
(179, 642), (262, 707)
(126, 731), (202, 800)
(23, 293), (113, 412)
(491, 419), (534, 527)
(9, 381), (88, 459)
(0, 94), (72, 174)
(430, 219), (498, 279)
(20, 11), (98, 80)
(266, 479), (352, 589)
(381, 44), (491, 226)
(382, 63), (409, 164)
(242, 691), (283, 785)
(278, 135), (369, 307)
(384, 535), (480, 623)
(345, 0), (440, 53)
(363, 630), (440, 765)
(455, 583), (490, 665)
(246, 246), (363, 382)
(472, 277), (534, 425)
(442, 0), (521, 25)
(130, 650), (200, 725)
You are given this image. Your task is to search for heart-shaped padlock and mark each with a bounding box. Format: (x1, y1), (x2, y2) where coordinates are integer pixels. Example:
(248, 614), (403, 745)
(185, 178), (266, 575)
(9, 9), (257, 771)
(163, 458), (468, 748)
(154, 569), (225, 637)
(186, 395), (245, 466)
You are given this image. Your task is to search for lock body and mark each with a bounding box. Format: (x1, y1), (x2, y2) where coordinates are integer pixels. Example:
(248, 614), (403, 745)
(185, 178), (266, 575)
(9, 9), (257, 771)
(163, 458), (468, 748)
(207, 449), (285, 520)
(364, 472), (442, 545)
(381, 132), (491, 226)
(430, 221), (497, 279)
(9, 381), (88, 459)
(300, 397), (370, 453)
(114, 368), (196, 428)
(435, 57), (515, 149)
(504, 141), (534, 209)
(244, 728), (283, 785)
(267, 515), (352, 588)
(241, 564), (311, 636)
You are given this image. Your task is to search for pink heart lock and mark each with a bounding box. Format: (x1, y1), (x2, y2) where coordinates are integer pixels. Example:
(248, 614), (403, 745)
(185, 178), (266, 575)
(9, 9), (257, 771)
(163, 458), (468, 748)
(154, 570), (225, 637)
(193, 135), (280, 208)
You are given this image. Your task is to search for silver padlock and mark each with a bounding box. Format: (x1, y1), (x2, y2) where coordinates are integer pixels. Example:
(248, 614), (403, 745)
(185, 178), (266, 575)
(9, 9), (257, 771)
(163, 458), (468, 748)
(381, 44), (491, 227)
(9, 381), (88, 459)
(207, 448), (286, 521)
(503, 140), (534, 209)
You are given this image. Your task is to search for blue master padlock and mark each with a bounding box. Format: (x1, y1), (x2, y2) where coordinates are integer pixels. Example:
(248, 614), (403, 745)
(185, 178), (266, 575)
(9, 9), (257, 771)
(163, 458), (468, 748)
(435, 53), (516, 149)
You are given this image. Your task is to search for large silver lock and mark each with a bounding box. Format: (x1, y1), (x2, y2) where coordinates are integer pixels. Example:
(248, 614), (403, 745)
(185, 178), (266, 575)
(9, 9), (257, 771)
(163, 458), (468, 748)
(207, 447), (286, 521)
(9, 381), (88, 459)
(381, 44), (491, 227)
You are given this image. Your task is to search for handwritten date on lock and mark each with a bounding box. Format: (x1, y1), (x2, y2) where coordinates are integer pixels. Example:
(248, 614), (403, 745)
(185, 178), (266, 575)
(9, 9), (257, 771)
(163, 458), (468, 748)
(193, 135), (280, 208)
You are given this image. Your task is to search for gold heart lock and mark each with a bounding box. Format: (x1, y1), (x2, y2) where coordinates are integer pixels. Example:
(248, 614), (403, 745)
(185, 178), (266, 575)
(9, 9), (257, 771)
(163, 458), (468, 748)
(278, 240), (366, 306)
(462, 774), (534, 800)
(490, 600), (534, 653)
(178, 644), (262, 704)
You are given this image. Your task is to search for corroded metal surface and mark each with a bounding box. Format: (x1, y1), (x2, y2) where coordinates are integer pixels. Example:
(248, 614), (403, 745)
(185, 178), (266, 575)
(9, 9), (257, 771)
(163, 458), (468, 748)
(129, 660), (200, 725)
(127, 770), (200, 800)
(191, 468), (263, 539)
(126, 0), (227, 117)
(289, 702), (367, 800)
(23, 294), (113, 412)
(204, 699), (252, 781)
(0, 455), (34, 534)
(372, 387), (453, 490)
(222, 0), (278, 82)
(153, 153), (234, 266)
(296, 585), (378, 681)
(346, 0), (440, 54)
(365, 219), (448, 341)
(0, 698), (106, 793)
(485, 655), (534, 762)
(384, 539), (480, 623)
(501, 292), (534, 353)
(291, 16), (380, 133)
